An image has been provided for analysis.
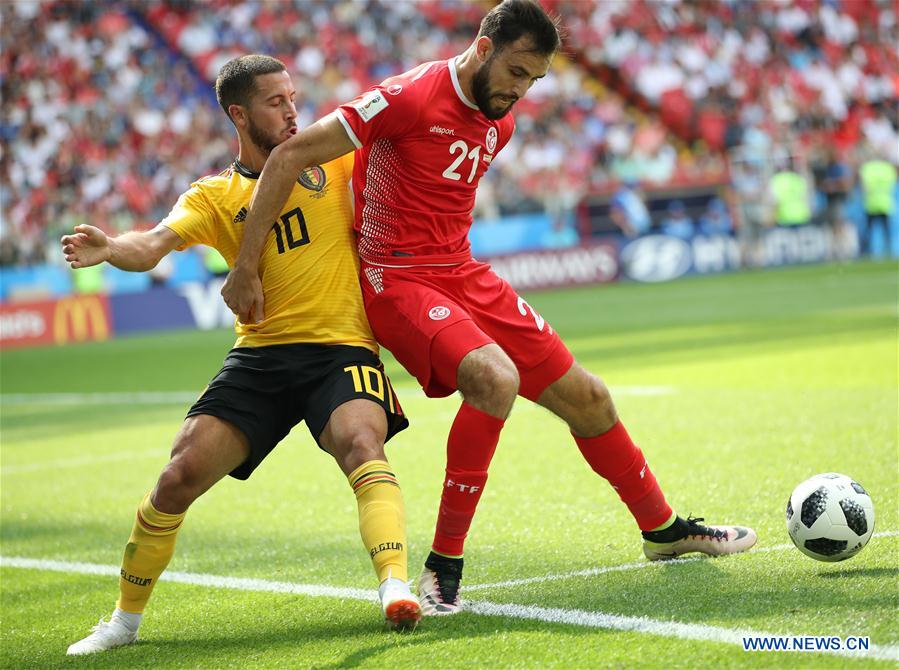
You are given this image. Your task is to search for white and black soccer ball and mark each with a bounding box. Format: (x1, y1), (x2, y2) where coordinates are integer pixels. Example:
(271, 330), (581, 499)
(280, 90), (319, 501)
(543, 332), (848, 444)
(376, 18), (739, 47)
(786, 473), (874, 562)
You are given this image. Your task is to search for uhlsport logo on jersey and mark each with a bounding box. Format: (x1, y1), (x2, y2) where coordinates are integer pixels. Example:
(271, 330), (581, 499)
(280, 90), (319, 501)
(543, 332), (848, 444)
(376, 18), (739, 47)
(428, 305), (451, 320)
(297, 166), (326, 192)
(486, 127), (498, 153)
(386, 84), (403, 95)
(353, 89), (389, 122)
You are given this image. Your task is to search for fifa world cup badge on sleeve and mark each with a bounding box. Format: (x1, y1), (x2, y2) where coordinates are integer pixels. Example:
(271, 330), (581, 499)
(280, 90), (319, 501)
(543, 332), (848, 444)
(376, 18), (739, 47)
(353, 90), (389, 123)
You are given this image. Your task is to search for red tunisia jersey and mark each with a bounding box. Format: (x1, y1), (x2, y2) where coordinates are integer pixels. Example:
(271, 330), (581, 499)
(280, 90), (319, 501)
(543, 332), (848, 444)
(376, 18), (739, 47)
(337, 58), (515, 266)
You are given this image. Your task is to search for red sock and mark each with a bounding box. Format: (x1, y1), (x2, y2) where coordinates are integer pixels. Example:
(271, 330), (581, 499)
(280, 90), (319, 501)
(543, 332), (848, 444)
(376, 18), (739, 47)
(574, 421), (673, 531)
(432, 402), (505, 556)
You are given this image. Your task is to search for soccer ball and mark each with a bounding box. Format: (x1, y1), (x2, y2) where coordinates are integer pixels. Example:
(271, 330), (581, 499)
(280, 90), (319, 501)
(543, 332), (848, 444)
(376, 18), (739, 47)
(786, 473), (874, 562)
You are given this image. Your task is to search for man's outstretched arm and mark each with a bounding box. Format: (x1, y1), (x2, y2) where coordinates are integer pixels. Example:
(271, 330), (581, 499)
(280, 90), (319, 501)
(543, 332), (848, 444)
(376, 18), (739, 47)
(222, 113), (356, 324)
(61, 224), (183, 272)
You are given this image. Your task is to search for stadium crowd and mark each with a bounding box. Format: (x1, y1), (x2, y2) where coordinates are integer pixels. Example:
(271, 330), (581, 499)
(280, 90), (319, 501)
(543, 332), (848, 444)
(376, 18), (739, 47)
(549, 0), (898, 157)
(2, 0), (897, 268)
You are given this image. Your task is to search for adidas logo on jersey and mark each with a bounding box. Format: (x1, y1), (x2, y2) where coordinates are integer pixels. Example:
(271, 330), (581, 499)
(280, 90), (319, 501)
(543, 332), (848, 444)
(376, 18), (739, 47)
(233, 207), (247, 224)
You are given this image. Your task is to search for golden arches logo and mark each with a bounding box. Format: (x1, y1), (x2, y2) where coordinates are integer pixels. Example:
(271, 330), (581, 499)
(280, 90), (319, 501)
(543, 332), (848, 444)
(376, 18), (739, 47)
(53, 296), (110, 345)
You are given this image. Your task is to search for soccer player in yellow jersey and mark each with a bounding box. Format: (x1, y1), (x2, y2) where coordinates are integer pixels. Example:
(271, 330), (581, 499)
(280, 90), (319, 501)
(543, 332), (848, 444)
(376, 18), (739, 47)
(61, 55), (421, 655)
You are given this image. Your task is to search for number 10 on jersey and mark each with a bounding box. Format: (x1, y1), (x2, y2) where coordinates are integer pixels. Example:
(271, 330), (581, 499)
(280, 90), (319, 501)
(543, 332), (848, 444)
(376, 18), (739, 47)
(343, 364), (398, 414)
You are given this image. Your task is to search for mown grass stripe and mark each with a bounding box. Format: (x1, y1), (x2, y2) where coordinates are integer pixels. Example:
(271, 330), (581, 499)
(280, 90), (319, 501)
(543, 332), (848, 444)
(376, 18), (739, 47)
(2, 552), (896, 662)
(465, 530), (899, 592)
(0, 386), (673, 407)
(465, 601), (898, 662)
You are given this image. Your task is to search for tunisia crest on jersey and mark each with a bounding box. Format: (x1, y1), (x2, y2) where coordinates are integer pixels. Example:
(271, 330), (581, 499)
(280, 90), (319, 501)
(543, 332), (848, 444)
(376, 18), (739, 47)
(428, 305), (451, 320)
(486, 127), (498, 153)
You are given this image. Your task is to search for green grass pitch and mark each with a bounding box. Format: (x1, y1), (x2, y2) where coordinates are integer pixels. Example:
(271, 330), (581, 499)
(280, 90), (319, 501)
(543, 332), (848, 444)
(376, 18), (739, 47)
(2, 261), (897, 669)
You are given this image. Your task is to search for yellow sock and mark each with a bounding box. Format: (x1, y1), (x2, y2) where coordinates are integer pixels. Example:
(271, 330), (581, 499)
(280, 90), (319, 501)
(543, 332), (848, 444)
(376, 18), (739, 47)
(116, 491), (185, 614)
(348, 460), (408, 583)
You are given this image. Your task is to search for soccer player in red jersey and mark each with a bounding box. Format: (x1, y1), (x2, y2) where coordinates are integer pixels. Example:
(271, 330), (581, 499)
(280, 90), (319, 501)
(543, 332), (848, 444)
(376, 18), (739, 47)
(223, 0), (757, 615)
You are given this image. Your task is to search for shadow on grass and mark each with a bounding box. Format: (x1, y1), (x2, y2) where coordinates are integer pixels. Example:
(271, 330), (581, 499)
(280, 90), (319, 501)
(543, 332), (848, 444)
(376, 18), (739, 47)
(0, 518), (392, 589)
(1, 403), (183, 444)
(2, 572), (599, 670)
(0, 328), (234, 395)
(150, 615), (564, 670)
(6, 516), (896, 632)
(465, 550), (899, 627)
(817, 566), (899, 580)
(4, 544), (896, 670)
(569, 313), (894, 370)
(5, 511), (898, 666)
(532, 260), (898, 340)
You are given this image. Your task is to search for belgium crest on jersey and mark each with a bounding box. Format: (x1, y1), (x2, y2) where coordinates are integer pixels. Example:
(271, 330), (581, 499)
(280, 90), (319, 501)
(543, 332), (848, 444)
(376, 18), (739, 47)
(297, 166), (326, 192)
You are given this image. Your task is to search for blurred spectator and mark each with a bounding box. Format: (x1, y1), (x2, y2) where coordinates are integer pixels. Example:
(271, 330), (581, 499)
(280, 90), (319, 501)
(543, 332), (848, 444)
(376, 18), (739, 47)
(0, 237), (21, 267)
(659, 199), (695, 239)
(697, 197), (733, 236)
(71, 264), (105, 295)
(149, 254), (174, 287)
(203, 247), (230, 278)
(2, 1), (229, 270)
(609, 181), (652, 238)
(858, 154), (897, 256)
(770, 160), (812, 227)
(4, 0), (897, 269)
(540, 214), (580, 249)
(550, 0), (898, 175)
(814, 146), (854, 257)
(730, 155), (770, 266)
(3, 0), (729, 270)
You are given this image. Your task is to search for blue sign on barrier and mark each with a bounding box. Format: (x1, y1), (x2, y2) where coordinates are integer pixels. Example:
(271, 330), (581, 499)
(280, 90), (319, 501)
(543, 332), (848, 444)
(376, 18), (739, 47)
(109, 287), (196, 334)
(108, 279), (236, 336)
(469, 213), (579, 257)
(619, 225), (841, 282)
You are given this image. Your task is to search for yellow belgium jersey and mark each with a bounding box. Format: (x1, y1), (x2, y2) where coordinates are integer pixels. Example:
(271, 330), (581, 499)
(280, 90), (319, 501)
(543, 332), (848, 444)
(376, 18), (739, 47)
(161, 154), (377, 352)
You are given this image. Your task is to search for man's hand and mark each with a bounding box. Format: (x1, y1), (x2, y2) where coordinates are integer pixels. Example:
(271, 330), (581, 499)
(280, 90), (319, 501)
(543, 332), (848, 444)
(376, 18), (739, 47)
(221, 264), (265, 324)
(225, 114), (355, 325)
(61, 224), (112, 268)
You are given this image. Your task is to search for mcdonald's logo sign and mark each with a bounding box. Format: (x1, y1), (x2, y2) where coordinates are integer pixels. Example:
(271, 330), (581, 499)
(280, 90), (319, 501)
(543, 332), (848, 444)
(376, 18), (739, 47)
(53, 295), (112, 345)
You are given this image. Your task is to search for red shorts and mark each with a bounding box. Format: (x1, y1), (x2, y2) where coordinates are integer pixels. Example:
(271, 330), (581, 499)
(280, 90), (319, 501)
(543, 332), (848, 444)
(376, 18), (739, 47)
(360, 260), (573, 400)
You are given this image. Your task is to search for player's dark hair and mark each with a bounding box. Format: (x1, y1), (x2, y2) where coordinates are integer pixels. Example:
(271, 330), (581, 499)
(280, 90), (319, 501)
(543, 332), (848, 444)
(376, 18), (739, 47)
(477, 0), (561, 56)
(215, 55), (287, 124)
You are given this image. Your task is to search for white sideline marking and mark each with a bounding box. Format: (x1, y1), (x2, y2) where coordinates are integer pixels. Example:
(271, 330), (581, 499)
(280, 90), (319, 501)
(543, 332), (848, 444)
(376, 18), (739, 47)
(0, 392), (201, 406)
(0, 385), (673, 471)
(465, 601), (898, 662)
(1, 449), (163, 475)
(0, 557), (375, 602)
(0, 386), (673, 407)
(466, 530), (899, 592)
(1, 550), (896, 662)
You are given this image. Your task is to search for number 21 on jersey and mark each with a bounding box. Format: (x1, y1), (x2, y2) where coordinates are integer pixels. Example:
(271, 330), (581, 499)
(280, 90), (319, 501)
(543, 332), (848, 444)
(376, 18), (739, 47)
(442, 140), (481, 184)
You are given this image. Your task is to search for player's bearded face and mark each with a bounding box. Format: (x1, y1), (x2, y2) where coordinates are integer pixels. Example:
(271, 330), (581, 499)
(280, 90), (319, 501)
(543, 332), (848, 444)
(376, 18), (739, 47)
(242, 72), (298, 155)
(472, 42), (551, 121)
(472, 55), (514, 120)
(246, 116), (281, 154)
